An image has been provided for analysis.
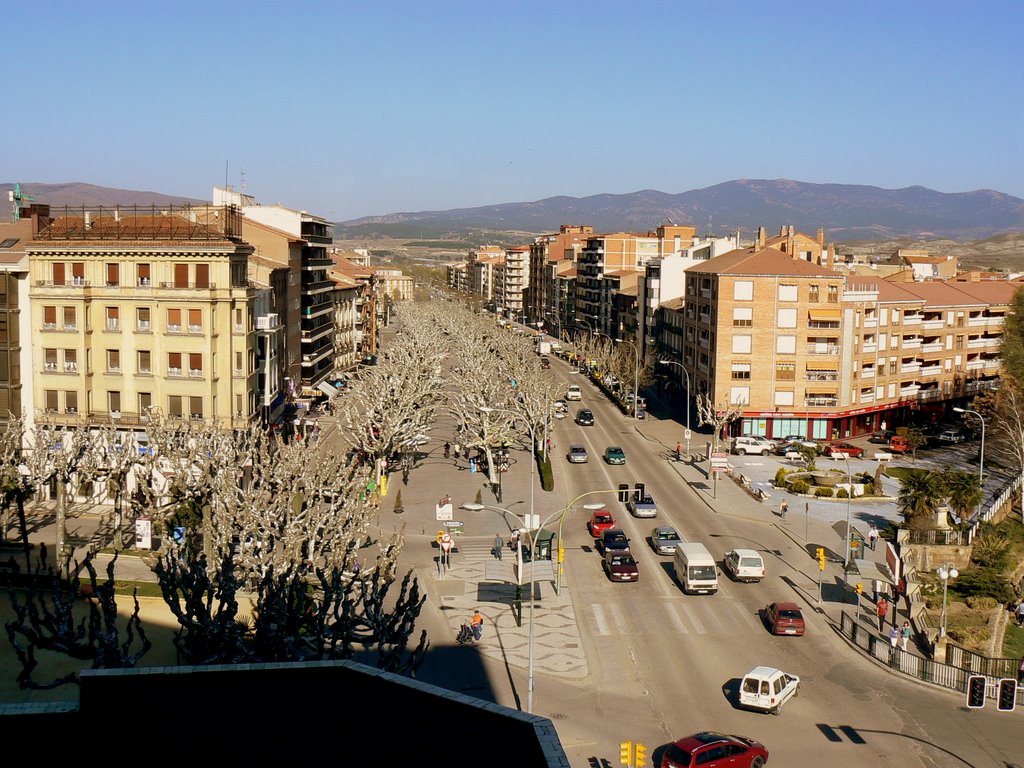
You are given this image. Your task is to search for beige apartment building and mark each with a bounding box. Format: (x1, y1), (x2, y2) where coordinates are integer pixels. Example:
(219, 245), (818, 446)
(28, 205), (264, 430)
(526, 225), (592, 326)
(683, 244), (1016, 441)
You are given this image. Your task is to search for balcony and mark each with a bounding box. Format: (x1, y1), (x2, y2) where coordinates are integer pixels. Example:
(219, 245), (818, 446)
(62, 324), (77, 332)
(859, 391), (875, 403)
(43, 322), (57, 331)
(806, 344), (840, 355)
(862, 317), (877, 328)
(804, 396), (838, 407)
(918, 389), (942, 401)
(188, 369), (204, 379)
(901, 362), (922, 374)
(860, 369), (875, 379)
(137, 321), (151, 332)
(43, 362), (58, 372)
(902, 314), (923, 325)
(922, 318), (945, 330)
(188, 325), (203, 334)
(158, 282), (217, 290)
(168, 367), (183, 378)
(861, 342), (877, 353)
(919, 365), (942, 377)
(899, 385), (920, 397)
(968, 316), (989, 327)
(965, 379), (999, 393)
(36, 278), (91, 287)
(966, 360), (985, 370)
(105, 321), (120, 332)
(64, 363), (77, 372)
(805, 372), (839, 382)
(167, 324), (182, 334)
(901, 337), (921, 348)
(921, 341), (943, 353)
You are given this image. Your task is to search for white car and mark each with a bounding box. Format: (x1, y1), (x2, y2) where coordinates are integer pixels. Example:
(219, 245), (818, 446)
(566, 384), (583, 401)
(739, 666), (800, 714)
(722, 549), (765, 583)
(731, 436), (775, 456)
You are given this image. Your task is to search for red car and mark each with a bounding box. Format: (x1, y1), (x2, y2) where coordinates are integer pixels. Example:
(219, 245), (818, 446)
(588, 510), (616, 537)
(661, 731), (769, 768)
(827, 441), (864, 458)
(764, 601), (806, 636)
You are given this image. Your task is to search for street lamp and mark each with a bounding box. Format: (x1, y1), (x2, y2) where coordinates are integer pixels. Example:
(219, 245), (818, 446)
(953, 406), (985, 519)
(554, 494), (616, 594)
(937, 562), (959, 638)
(658, 358), (692, 449)
(840, 453), (853, 568)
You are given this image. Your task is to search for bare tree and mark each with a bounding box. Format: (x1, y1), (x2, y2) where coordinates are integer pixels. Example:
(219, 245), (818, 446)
(696, 394), (743, 453)
(0, 417), (33, 571)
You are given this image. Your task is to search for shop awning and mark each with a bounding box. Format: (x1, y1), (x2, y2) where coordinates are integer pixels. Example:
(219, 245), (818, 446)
(805, 361), (839, 371)
(809, 308), (842, 320)
(316, 381), (340, 398)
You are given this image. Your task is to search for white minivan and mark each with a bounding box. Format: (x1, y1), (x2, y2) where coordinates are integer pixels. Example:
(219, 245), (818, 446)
(739, 666), (800, 714)
(566, 384), (583, 401)
(673, 542), (718, 594)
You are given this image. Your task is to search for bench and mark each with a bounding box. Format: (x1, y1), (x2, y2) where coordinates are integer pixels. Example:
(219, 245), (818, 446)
(873, 452), (892, 461)
(784, 451), (803, 464)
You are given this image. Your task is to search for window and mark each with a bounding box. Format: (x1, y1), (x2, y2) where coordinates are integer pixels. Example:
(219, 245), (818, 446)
(732, 335), (752, 354)
(729, 386), (749, 405)
(188, 309), (202, 333)
(776, 362), (796, 380)
(107, 391), (121, 415)
(43, 306), (57, 329)
(168, 352), (182, 376)
(195, 264), (210, 289)
(106, 263), (119, 286)
(44, 348), (58, 371)
(63, 306), (76, 330)
(809, 284), (820, 302)
(188, 353), (203, 377)
(174, 263), (189, 288)
(733, 281), (753, 301)
(137, 263), (151, 286)
(189, 396), (204, 419)
(778, 284), (798, 302)
(774, 390), (795, 406)
(777, 308), (797, 328)
(732, 307), (752, 327)
(106, 349), (121, 373)
(105, 306), (120, 331)
(889, 360), (897, 375)
(137, 307), (151, 332)
(53, 263), (66, 286)
(234, 308), (244, 332)
(44, 390), (58, 412)
(71, 263), (85, 282)
(827, 284), (839, 303)
(168, 395), (183, 418)
(777, 335), (796, 354)
(138, 392), (152, 414)
(235, 351), (244, 375)
(65, 391), (78, 414)
(138, 350), (151, 374)
(167, 309), (182, 333)
(235, 393), (244, 416)
(731, 363), (751, 380)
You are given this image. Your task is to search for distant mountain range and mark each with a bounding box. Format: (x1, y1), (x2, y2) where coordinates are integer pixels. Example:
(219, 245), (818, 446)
(5, 179), (1024, 243)
(336, 179), (1024, 242)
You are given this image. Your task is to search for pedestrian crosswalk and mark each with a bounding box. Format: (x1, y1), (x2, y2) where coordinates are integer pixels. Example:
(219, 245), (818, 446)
(586, 596), (765, 637)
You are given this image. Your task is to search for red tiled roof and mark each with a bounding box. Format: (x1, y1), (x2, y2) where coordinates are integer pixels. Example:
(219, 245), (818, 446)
(691, 246), (840, 277)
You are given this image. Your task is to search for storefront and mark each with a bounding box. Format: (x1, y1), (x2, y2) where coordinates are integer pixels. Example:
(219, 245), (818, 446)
(733, 401), (917, 442)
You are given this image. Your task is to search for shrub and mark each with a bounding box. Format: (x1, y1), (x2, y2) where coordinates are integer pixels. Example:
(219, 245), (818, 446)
(862, 482), (875, 496)
(393, 489), (404, 512)
(836, 487), (849, 499)
(791, 479), (810, 494)
(965, 595), (998, 611)
(538, 452), (554, 491)
(774, 468), (790, 487)
(474, 488), (483, 505)
(947, 625), (990, 647)
(953, 566), (1015, 604)
(815, 486), (834, 498)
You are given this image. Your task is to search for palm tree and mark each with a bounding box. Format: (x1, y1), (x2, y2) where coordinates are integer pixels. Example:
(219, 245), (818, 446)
(941, 469), (982, 526)
(897, 469), (945, 529)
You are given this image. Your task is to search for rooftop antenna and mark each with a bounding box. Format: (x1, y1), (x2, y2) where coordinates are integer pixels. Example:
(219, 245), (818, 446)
(241, 167), (247, 195)
(224, 161), (229, 192)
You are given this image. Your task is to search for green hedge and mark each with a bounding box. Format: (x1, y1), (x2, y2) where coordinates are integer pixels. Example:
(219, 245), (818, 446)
(538, 451), (554, 491)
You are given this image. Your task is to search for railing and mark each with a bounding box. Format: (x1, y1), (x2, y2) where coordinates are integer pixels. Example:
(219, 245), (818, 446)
(188, 369), (204, 379)
(168, 367), (182, 377)
(917, 389), (942, 401)
(167, 324), (182, 334)
(859, 391), (875, 403)
(965, 473), (1023, 545)
(806, 345), (840, 355)
(922, 319), (945, 330)
(902, 314), (923, 324)
(901, 338), (921, 348)
(806, 372), (838, 381)
(919, 366), (941, 377)
(861, 343), (877, 353)
(862, 318), (877, 327)
(805, 396), (838, 406)
(921, 342), (943, 353)
(964, 380), (999, 393)
(907, 528), (963, 546)
(137, 321), (151, 332)
(159, 282), (216, 289)
(106, 321), (120, 331)
(188, 325), (203, 334)
(43, 323), (56, 330)
(860, 369), (875, 379)
(36, 279), (91, 287)
(808, 321), (840, 329)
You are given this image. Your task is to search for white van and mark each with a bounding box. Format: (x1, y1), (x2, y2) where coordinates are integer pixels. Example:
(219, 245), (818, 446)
(739, 666), (800, 714)
(673, 542), (718, 594)
(566, 384), (583, 401)
(722, 549), (765, 583)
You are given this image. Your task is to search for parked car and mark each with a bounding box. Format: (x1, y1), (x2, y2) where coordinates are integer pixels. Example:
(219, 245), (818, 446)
(888, 435), (912, 454)
(731, 436), (775, 456)
(764, 601), (806, 636)
(588, 510), (616, 537)
(869, 429), (896, 444)
(597, 529), (630, 554)
(567, 444), (589, 464)
(575, 408), (595, 426)
(566, 384), (583, 401)
(774, 439), (819, 456)
(722, 549), (765, 582)
(938, 429), (966, 444)
(738, 666), (800, 715)
(779, 434), (809, 443)
(826, 441), (865, 459)
(627, 490), (657, 518)
(602, 550), (639, 582)
(604, 445), (626, 465)
(661, 732), (769, 768)
(650, 525), (683, 555)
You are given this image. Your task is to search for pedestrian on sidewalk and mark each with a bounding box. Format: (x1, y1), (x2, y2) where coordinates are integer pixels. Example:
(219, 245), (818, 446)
(876, 597), (889, 631)
(868, 524), (879, 551)
(779, 500), (789, 519)
(889, 625), (899, 649)
(900, 621), (912, 651)
(444, 442), (451, 459)
(1015, 600), (1024, 627)
(493, 532), (504, 560)
(675, 442), (682, 461)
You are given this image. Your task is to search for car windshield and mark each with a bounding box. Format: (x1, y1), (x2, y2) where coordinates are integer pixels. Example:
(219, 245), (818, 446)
(657, 530), (678, 540)
(689, 565), (716, 579)
(779, 609), (803, 619)
(607, 533), (627, 543)
(611, 555), (636, 566)
(595, 515), (612, 524)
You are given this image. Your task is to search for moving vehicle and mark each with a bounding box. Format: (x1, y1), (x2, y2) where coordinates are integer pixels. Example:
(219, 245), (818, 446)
(566, 384), (582, 401)
(604, 445), (626, 465)
(661, 732), (769, 768)
(764, 601), (805, 636)
(738, 666), (800, 715)
(537, 340), (551, 355)
(539, 356), (551, 369)
(722, 549), (765, 582)
(602, 550), (639, 582)
(826, 441), (864, 458)
(627, 490), (657, 518)
(650, 525), (683, 555)
(731, 436), (774, 456)
(597, 529), (630, 554)
(567, 444), (589, 464)
(938, 428), (965, 444)
(673, 542), (718, 594)
(588, 509), (616, 537)
(575, 408), (595, 426)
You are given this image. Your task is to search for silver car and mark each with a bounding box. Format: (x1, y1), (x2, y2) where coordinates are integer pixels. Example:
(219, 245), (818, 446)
(627, 491), (657, 518)
(567, 444), (589, 463)
(650, 525), (683, 555)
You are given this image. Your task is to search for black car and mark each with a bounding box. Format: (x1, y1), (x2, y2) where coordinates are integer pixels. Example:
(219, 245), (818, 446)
(869, 429), (896, 444)
(598, 529), (630, 553)
(575, 408), (595, 426)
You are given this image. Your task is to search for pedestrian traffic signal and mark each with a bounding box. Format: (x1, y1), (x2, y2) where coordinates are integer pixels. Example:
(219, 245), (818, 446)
(634, 742), (648, 768)
(619, 741), (633, 766)
(997, 678), (1017, 711)
(816, 547), (826, 571)
(966, 674), (987, 708)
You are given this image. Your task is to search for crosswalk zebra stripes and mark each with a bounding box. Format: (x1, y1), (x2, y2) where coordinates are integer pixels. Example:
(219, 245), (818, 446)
(587, 598), (765, 637)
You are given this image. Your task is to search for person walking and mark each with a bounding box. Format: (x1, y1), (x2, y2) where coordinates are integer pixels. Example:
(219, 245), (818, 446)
(900, 621), (912, 651)
(876, 596), (889, 632)
(889, 625), (899, 649)
(868, 524), (879, 551)
(493, 532), (504, 560)
(444, 442), (451, 459)
(675, 442), (682, 461)
(1014, 600), (1024, 627)
(779, 499), (789, 519)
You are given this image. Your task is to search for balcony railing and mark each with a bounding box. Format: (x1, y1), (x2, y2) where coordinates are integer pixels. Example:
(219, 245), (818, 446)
(902, 314), (923, 325)
(805, 372), (839, 381)
(862, 318), (877, 328)
(861, 343), (877, 353)
(188, 325), (203, 334)
(43, 322), (57, 330)
(860, 369), (875, 379)
(965, 380), (999, 393)
(921, 342), (943, 353)
(859, 391), (875, 402)
(806, 345), (840, 355)
(901, 338), (921, 348)
(919, 366), (942, 377)
(137, 321), (151, 332)
(105, 321), (120, 331)
(167, 324), (182, 334)
(159, 282), (217, 290)
(188, 369), (204, 378)
(168, 367), (183, 377)
(918, 389), (942, 401)
(922, 319), (945, 330)
(805, 396), (838, 407)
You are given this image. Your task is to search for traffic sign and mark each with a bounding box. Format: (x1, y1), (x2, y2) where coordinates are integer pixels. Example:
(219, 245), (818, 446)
(684, 429), (691, 441)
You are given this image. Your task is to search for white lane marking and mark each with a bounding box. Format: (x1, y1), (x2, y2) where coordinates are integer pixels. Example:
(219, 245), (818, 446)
(608, 602), (628, 634)
(665, 603), (688, 634)
(677, 602), (707, 634)
(732, 600), (762, 630)
(591, 603), (610, 635)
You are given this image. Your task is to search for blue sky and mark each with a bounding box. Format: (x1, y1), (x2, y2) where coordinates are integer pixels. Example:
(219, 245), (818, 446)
(5, 1), (1023, 221)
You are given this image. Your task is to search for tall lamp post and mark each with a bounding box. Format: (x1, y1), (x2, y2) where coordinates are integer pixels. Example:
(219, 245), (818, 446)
(937, 562), (959, 638)
(480, 405), (536, 519)
(658, 358), (692, 450)
(554, 491), (617, 594)
(953, 406), (985, 520)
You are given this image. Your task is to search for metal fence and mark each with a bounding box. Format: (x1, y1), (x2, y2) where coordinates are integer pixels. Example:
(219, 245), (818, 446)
(966, 472), (1022, 545)
(839, 611), (1023, 706)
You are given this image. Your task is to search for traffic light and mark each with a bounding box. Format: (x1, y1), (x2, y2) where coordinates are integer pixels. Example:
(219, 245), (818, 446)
(966, 674), (987, 708)
(816, 547), (826, 571)
(619, 741), (633, 766)
(635, 742), (648, 768)
(855, 582), (863, 596)
(997, 678), (1017, 711)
